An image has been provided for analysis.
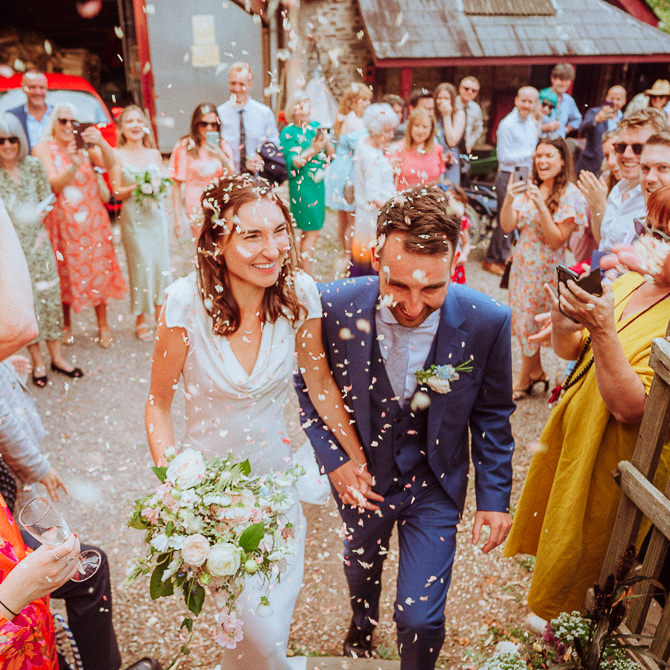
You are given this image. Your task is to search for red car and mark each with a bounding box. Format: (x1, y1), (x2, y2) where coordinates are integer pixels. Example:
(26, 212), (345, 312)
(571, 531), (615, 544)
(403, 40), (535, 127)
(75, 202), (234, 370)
(0, 72), (118, 146)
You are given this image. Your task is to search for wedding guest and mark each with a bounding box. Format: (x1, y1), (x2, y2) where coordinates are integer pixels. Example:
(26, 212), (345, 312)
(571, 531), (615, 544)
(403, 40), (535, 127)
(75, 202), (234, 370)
(574, 86), (627, 176)
(280, 91), (334, 274)
(7, 71), (51, 151)
(0, 198), (38, 360)
(644, 80), (670, 124)
(395, 88), (435, 140)
(499, 138), (587, 400)
(592, 108), (666, 256)
(455, 75), (484, 155)
(483, 86), (540, 275)
(325, 82), (372, 256)
(392, 107), (445, 190)
(505, 184), (670, 622)
(351, 103), (398, 276)
(539, 63), (582, 139)
(33, 104), (127, 349)
(640, 132), (670, 202)
(169, 103), (234, 239)
(381, 94), (405, 123)
(110, 106), (172, 343)
(217, 62), (279, 174)
(433, 83), (465, 184)
(0, 114), (82, 387)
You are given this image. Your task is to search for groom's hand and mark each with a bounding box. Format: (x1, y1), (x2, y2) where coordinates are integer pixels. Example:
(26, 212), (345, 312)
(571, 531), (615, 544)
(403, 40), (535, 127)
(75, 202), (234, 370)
(329, 461), (384, 511)
(472, 510), (512, 554)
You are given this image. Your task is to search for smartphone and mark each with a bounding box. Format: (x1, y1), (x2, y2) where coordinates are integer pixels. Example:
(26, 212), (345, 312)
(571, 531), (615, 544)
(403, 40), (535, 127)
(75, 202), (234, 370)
(556, 265), (603, 296)
(513, 165), (529, 189)
(205, 130), (220, 146)
(72, 121), (94, 149)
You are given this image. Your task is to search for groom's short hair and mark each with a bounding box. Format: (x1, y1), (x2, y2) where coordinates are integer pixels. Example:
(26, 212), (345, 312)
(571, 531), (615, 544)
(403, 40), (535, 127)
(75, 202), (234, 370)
(376, 186), (461, 255)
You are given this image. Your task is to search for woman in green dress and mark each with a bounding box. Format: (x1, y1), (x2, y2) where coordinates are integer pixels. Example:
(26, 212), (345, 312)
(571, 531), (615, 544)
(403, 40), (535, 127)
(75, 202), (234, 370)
(0, 114), (82, 387)
(280, 92), (333, 275)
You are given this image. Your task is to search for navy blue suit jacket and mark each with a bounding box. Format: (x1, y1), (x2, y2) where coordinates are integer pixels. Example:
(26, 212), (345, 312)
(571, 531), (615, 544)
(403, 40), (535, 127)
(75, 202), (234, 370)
(295, 276), (515, 514)
(576, 106), (609, 175)
(7, 106), (30, 148)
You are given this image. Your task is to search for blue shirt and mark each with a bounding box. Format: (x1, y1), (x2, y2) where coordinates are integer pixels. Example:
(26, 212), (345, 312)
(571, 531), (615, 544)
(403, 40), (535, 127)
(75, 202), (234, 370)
(24, 104), (52, 148)
(541, 92), (582, 139)
(217, 97), (280, 172)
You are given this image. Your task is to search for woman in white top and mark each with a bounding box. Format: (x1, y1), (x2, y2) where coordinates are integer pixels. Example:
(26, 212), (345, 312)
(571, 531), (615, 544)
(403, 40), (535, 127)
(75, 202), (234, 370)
(145, 174), (379, 669)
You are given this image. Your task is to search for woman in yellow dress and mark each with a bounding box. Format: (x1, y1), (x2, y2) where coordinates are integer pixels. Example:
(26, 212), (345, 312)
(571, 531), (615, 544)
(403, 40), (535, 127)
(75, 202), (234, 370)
(504, 184), (670, 621)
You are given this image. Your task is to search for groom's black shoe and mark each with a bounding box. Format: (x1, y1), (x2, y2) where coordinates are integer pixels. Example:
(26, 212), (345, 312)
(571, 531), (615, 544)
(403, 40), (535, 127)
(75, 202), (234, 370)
(343, 619), (373, 658)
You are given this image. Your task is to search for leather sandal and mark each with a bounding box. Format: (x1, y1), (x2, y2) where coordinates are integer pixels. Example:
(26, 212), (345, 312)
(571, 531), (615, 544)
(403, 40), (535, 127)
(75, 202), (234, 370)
(96, 329), (113, 349)
(135, 323), (153, 343)
(31, 366), (48, 388)
(50, 362), (84, 378)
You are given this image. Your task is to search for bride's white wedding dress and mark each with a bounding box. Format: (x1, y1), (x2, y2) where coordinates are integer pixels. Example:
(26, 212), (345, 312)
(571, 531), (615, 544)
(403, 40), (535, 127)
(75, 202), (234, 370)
(164, 270), (322, 670)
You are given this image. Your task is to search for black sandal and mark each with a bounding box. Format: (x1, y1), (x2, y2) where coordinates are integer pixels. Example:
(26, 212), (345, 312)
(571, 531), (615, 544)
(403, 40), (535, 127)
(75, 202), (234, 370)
(31, 367), (48, 387)
(50, 362), (84, 378)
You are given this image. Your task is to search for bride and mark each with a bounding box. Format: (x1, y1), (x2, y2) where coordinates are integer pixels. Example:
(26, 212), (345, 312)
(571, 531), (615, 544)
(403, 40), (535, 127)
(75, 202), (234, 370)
(145, 174), (379, 668)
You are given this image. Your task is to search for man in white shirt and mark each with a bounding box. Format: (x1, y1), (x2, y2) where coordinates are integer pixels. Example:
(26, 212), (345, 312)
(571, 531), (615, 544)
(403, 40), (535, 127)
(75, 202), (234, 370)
(483, 86), (540, 274)
(217, 62), (280, 174)
(7, 71), (52, 151)
(640, 132), (670, 203)
(455, 75), (484, 155)
(594, 109), (667, 259)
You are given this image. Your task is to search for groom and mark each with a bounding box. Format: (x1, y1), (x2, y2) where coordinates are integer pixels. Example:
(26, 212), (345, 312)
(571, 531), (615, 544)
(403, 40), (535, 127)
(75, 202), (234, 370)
(296, 186), (515, 670)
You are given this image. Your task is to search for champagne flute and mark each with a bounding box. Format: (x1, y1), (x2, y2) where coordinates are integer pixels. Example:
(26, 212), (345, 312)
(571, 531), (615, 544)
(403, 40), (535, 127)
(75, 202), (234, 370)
(19, 497), (102, 582)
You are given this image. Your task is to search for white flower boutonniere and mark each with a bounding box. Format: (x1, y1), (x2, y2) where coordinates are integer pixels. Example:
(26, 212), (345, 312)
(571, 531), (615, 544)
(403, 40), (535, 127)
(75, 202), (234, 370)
(415, 360), (473, 394)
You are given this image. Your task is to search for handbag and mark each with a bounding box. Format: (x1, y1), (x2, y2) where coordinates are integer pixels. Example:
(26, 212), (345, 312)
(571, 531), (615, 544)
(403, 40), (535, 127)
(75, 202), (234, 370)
(499, 258), (512, 289)
(258, 141), (287, 186)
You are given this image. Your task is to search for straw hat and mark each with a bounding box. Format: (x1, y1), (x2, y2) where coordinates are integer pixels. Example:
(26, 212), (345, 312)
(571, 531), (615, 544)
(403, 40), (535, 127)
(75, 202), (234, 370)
(645, 80), (670, 97)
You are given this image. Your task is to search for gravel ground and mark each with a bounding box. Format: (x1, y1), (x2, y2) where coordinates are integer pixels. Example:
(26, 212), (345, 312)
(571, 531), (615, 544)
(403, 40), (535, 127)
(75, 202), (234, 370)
(19, 198), (566, 669)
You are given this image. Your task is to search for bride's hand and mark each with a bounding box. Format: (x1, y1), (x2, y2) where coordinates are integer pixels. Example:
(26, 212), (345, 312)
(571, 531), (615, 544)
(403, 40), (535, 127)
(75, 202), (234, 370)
(329, 460), (383, 511)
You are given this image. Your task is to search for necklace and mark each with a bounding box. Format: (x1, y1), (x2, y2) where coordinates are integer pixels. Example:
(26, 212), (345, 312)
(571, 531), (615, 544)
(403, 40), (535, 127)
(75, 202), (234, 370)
(548, 283), (670, 407)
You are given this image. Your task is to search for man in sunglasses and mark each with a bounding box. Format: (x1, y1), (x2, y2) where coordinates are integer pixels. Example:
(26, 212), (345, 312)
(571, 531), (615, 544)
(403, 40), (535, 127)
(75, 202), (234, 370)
(594, 108), (667, 258)
(7, 71), (51, 151)
(575, 86), (627, 176)
(455, 75), (484, 155)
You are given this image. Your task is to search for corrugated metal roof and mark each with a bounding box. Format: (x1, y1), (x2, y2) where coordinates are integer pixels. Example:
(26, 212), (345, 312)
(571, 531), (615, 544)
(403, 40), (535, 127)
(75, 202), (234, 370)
(357, 0), (670, 61)
(463, 0), (556, 16)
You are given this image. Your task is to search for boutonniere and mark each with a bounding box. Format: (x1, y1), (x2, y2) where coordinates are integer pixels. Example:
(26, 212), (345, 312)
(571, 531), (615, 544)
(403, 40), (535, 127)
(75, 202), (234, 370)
(415, 360), (473, 394)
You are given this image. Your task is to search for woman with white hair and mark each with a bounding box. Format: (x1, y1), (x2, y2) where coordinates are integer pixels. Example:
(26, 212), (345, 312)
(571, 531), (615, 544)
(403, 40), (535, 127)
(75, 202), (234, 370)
(0, 113), (82, 386)
(280, 91), (334, 274)
(33, 103), (126, 349)
(351, 103), (399, 276)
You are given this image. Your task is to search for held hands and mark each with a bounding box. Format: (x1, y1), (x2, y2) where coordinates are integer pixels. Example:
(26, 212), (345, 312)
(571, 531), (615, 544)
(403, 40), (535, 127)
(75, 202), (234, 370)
(557, 278), (615, 334)
(329, 459), (383, 511)
(472, 510), (512, 553)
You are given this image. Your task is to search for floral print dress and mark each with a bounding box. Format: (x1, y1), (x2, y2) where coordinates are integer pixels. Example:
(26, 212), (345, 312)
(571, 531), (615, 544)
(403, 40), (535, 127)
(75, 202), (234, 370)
(508, 182), (587, 356)
(0, 495), (57, 669)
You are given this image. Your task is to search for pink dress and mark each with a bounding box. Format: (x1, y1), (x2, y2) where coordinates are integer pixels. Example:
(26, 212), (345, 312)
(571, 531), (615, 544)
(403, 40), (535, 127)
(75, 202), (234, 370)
(43, 141), (127, 312)
(508, 182), (588, 356)
(393, 144), (445, 189)
(168, 138), (231, 218)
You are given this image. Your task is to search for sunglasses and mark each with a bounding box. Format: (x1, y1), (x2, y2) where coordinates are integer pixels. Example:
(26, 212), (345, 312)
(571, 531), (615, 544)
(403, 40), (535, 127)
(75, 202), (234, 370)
(198, 121), (220, 129)
(541, 102), (556, 110)
(461, 86), (479, 93)
(0, 137), (19, 145)
(634, 216), (670, 242)
(57, 118), (75, 126)
(614, 142), (643, 155)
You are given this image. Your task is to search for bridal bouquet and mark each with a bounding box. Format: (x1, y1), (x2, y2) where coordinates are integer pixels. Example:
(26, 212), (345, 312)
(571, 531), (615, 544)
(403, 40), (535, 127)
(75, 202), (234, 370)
(131, 167), (171, 204)
(127, 448), (303, 658)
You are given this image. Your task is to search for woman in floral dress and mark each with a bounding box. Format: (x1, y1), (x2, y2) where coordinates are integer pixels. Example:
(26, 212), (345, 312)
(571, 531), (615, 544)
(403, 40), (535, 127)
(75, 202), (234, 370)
(499, 137), (587, 400)
(33, 104), (127, 349)
(0, 114), (82, 386)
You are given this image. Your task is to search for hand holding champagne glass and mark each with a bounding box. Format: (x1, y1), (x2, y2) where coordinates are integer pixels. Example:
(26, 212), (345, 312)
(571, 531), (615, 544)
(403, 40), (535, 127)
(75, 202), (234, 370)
(19, 497), (102, 582)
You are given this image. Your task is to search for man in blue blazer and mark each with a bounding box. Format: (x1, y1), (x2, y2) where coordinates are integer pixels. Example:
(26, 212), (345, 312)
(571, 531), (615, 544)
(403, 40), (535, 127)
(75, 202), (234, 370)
(575, 85), (627, 176)
(296, 187), (515, 670)
(7, 71), (51, 151)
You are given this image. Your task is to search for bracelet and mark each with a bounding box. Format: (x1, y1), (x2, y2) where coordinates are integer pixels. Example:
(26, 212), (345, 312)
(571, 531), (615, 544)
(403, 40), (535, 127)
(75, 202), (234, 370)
(0, 597), (18, 618)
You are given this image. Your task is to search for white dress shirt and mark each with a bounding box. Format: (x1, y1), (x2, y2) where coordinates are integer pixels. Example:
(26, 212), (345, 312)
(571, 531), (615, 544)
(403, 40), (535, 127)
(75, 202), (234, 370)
(217, 97), (280, 172)
(599, 180), (646, 253)
(375, 304), (440, 403)
(496, 108), (539, 172)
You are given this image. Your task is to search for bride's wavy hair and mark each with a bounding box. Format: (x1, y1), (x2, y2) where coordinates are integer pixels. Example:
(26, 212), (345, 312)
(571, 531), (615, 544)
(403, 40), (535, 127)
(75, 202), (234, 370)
(195, 174), (304, 336)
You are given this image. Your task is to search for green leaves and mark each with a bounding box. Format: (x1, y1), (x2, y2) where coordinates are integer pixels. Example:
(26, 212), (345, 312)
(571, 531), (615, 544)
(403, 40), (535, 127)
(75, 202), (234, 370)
(239, 523), (265, 552)
(183, 579), (205, 616)
(152, 465), (167, 483)
(128, 509), (150, 530)
(239, 459), (251, 477)
(149, 553), (174, 599)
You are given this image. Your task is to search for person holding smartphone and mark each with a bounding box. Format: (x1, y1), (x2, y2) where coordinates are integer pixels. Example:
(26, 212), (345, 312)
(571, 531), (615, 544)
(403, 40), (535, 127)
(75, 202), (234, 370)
(280, 92), (333, 274)
(168, 103), (233, 240)
(499, 137), (587, 400)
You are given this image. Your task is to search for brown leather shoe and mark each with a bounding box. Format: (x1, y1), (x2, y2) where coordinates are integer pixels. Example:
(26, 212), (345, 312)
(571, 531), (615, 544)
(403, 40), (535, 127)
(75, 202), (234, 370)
(482, 260), (506, 276)
(343, 619), (373, 658)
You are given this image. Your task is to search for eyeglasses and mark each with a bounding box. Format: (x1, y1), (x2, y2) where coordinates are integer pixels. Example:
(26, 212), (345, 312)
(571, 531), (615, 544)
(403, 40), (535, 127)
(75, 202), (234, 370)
(0, 137), (19, 145)
(541, 102), (556, 110)
(614, 142), (643, 155)
(633, 216), (670, 242)
(57, 118), (75, 126)
(198, 121), (220, 129)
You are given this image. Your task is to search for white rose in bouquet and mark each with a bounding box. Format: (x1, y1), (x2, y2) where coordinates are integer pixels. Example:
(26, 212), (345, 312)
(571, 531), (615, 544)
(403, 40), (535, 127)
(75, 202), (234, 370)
(181, 533), (210, 567)
(140, 182), (154, 195)
(179, 510), (205, 534)
(207, 542), (241, 577)
(166, 450), (206, 489)
(150, 532), (170, 553)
